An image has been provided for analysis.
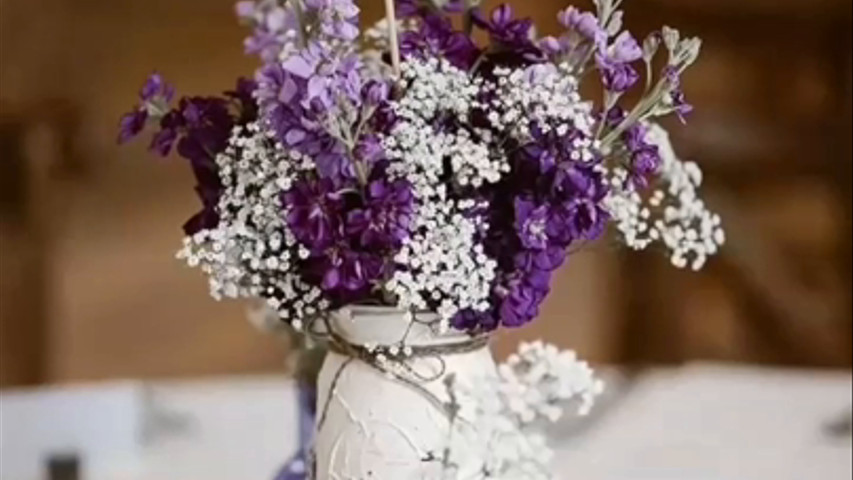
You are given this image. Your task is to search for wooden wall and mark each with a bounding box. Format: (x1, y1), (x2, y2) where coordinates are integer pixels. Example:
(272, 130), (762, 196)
(1, 0), (850, 387)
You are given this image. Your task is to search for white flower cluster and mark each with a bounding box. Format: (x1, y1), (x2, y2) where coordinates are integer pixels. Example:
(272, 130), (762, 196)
(499, 341), (605, 420)
(603, 123), (725, 270)
(486, 63), (598, 157)
(176, 122), (327, 328)
(444, 342), (604, 480)
(382, 58), (505, 326)
(386, 194), (497, 324)
(386, 58), (507, 189)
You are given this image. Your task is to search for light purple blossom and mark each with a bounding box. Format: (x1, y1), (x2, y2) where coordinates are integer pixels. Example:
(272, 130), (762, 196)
(557, 6), (606, 48)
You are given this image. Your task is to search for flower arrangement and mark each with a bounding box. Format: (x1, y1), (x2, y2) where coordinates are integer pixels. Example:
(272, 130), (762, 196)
(120, 1), (725, 477)
(119, 0), (723, 333)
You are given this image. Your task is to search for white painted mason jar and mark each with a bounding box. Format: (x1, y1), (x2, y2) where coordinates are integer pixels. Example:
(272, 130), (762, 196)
(313, 306), (496, 479)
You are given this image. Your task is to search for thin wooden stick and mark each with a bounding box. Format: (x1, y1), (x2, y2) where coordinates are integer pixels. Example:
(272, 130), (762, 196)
(384, 0), (401, 77)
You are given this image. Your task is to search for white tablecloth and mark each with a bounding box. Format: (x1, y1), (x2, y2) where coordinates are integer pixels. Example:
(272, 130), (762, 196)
(2, 364), (850, 480)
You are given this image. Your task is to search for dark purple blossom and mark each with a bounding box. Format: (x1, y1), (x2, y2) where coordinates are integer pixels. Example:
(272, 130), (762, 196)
(514, 198), (550, 250)
(346, 179), (414, 249)
(307, 248), (386, 300)
(149, 121), (178, 156)
(472, 4), (543, 61)
(226, 77), (259, 123)
(118, 110), (148, 144)
(119, 75), (259, 235)
(514, 247), (566, 273)
(451, 308), (499, 332)
(558, 197), (609, 242)
(522, 125), (584, 173)
(397, 0), (465, 17)
(400, 14), (481, 69)
(285, 178), (346, 252)
(497, 269), (552, 327)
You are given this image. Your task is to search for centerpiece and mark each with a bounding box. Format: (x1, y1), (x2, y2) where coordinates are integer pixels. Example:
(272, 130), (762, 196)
(119, 0), (724, 478)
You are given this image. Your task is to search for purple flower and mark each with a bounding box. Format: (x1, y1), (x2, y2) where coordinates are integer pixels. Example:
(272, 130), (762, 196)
(308, 248), (386, 299)
(346, 179), (414, 249)
(305, 0), (360, 41)
(354, 134), (385, 165)
(472, 4), (542, 60)
(256, 62), (352, 182)
(663, 67), (693, 123)
(557, 7), (606, 48)
(362, 80), (390, 106)
(139, 72), (175, 103)
(522, 125), (583, 173)
(118, 109), (148, 144)
(497, 269), (552, 327)
(514, 198), (550, 250)
(451, 308), (499, 332)
(630, 144), (661, 187)
(235, 1), (256, 20)
(119, 76), (259, 236)
(597, 32), (643, 93)
(149, 122), (178, 156)
(514, 247), (566, 273)
(284, 178), (346, 252)
(225, 77), (259, 123)
(599, 61), (640, 92)
(400, 14), (481, 69)
(118, 73), (177, 144)
(605, 108), (663, 188)
(397, 0), (465, 17)
(239, 2), (298, 62)
(608, 32), (643, 63)
(558, 197), (609, 242)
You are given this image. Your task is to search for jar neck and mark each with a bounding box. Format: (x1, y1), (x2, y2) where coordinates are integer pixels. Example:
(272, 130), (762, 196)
(330, 306), (471, 348)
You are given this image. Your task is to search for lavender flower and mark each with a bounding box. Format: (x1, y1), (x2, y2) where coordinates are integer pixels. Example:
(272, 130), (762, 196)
(607, 31), (643, 64)
(599, 61), (640, 92)
(597, 32), (643, 93)
(557, 6), (606, 48)
(306, 0), (360, 41)
(663, 66), (694, 122)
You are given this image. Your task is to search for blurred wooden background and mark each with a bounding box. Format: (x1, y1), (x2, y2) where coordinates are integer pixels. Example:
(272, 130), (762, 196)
(1, 0), (851, 387)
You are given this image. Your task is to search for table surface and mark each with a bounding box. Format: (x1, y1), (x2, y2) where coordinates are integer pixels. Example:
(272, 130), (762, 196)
(2, 363), (851, 480)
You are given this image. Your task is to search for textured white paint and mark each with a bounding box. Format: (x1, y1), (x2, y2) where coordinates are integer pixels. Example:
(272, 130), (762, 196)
(314, 307), (496, 479)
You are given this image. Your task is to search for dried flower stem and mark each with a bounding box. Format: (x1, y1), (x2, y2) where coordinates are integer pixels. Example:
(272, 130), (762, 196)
(384, 0), (402, 77)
